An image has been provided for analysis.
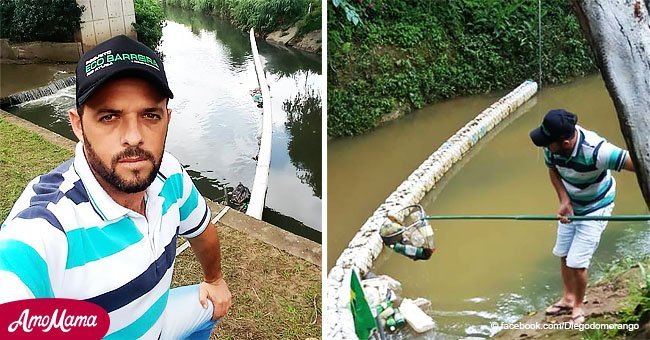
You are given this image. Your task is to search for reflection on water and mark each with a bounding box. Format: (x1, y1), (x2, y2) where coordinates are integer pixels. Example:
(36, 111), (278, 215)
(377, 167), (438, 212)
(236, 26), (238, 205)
(283, 89), (322, 198)
(369, 75), (648, 337)
(5, 6), (322, 242)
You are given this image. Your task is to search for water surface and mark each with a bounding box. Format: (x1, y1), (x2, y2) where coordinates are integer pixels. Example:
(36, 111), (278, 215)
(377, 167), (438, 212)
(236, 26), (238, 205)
(329, 75), (647, 337)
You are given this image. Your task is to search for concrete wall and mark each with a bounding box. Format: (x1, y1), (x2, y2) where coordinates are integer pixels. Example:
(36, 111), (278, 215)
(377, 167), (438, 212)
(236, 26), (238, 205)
(77, 0), (137, 52)
(1, 39), (82, 62)
(0, 39), (17, 59)
(325, 81), (538, 339)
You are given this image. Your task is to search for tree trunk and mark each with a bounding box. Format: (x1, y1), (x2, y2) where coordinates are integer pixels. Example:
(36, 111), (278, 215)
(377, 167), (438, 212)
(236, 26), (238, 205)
(571, 0), (650, 209)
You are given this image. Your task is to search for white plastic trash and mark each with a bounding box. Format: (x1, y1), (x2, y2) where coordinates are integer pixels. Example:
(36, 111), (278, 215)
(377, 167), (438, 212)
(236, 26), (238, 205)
(400, 298), (436, 333)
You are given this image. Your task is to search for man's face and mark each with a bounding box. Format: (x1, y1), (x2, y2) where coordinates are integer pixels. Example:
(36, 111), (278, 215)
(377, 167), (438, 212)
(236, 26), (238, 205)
(547, 138), (573, 157)
(69, 77), (171, 194)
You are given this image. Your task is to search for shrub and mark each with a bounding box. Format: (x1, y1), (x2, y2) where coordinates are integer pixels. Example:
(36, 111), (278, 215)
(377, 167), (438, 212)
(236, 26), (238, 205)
(133, 0), (165, 52)
(0, 0), (15, 39)
(296, 0), (321, 34)
(8, 0), (82, 42)
(164, 0), (317, 34)
(328, 0), (596, 137)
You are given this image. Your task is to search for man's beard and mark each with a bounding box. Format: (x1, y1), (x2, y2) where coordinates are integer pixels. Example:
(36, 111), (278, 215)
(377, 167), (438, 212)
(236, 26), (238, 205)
(83, 133), (161, 194)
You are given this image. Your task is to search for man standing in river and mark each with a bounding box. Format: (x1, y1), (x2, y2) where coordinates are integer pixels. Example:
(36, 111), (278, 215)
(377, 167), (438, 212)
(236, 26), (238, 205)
(530, 109), (635, 325)
(0, 35), (231, 338)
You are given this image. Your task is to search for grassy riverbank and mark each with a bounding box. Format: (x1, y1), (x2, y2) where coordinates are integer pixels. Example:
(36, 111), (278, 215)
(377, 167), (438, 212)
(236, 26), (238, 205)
(0, 117), (321, 339)
(328, 0), (596, 137)
(164, 0), (320, 35)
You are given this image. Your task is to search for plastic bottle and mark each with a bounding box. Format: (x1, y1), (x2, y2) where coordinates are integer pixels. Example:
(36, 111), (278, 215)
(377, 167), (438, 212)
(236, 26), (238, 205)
(380, 221), (403, 237)
(420, 224), (435, 250)
(376, 301), (394, 320)
(391, 243), (425, 258)
(386, 315), (397, 332)
(378, 306), (395, 320)
(392, 308), (406, 328)
(407, 229), (425, 247)
(385, 309), (406, 331)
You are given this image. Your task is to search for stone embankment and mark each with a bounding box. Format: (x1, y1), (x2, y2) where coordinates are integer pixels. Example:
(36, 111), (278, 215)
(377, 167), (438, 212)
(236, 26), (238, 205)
(266, 27), (322, 54)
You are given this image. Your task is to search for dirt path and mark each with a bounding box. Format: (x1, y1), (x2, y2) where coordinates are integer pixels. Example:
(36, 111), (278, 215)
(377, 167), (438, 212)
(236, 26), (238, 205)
(495, 269), (641, 339)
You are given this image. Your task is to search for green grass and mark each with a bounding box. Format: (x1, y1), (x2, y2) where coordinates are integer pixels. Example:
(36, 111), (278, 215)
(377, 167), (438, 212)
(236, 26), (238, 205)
(585, 257), (650, 339)
(173, 225), (321, 339)
(0, 118), (72, 220)
(0, 117), (321, 339)
(592, 256), (640, 286)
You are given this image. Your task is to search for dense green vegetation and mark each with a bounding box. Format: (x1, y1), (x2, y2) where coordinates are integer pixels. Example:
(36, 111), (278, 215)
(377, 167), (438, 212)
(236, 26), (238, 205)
(328, 0), (596, 137)
(163, 0), (320, 34)
(133, 0), (165, 52)
(0, 0), (163, 52)
(0, 0), (82, 42)
(580, 257), (650, 339)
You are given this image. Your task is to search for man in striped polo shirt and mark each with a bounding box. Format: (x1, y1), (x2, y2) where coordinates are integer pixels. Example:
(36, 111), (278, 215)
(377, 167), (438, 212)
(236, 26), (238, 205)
(0, 35), (231, 338)
(530, 109), (635, 325)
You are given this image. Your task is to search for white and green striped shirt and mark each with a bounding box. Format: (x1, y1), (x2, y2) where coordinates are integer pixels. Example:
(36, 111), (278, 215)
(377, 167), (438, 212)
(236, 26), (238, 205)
(0, 142), (211, 338)
(544, 125), (627, 215)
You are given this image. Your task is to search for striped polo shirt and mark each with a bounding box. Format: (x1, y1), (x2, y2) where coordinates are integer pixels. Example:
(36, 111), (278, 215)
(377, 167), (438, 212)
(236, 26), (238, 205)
(544, 125), (628, 215)
(0, 142), (211, 339)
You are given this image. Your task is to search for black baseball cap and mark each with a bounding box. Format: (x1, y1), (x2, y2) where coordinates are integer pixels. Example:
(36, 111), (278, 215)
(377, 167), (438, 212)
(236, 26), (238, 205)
(75, 35), (173, 107)
(529, 109), (578, 147)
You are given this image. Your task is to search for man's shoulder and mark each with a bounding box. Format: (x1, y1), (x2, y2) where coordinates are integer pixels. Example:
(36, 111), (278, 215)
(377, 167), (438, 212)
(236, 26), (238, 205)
(577, 126), (606, 146)
(3, 157), (89, 232)
(159, 151), (185, 177)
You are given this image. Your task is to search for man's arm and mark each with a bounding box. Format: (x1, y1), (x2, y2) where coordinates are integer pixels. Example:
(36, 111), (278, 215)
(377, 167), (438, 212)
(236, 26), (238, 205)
(623, 154), (635, 172)
(549, 167), (573, 223)
(188, 221), (232, 320)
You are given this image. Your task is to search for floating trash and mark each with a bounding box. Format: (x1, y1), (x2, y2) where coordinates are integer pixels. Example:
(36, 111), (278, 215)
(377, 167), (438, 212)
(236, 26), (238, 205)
(250, 87), (263, 108)
(380, 204), (435, 260)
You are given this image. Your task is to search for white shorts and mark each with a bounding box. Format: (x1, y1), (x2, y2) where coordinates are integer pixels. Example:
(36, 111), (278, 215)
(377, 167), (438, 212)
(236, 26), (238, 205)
(552, 204), (614, 269)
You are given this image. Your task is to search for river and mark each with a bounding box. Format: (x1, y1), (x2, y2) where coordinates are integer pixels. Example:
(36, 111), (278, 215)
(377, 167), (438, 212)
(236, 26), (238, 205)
(4, 6), (322, 242)
(328, 75), (648, 337)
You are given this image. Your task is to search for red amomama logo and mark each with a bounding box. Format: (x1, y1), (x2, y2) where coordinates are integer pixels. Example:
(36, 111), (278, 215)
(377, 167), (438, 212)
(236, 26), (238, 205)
(0, 299), (110, 339)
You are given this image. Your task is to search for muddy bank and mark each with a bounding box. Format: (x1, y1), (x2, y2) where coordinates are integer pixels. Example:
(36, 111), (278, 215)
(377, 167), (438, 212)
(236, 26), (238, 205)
(495, 267), (645, 339)
(265, 26), (322, 54)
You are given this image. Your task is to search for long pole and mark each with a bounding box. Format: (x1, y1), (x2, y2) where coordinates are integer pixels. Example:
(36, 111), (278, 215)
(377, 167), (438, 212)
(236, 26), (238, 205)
(424, 215), (650, 221)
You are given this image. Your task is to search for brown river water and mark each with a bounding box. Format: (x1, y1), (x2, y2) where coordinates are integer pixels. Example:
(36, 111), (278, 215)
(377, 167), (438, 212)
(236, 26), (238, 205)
(328, 75), (649, 337)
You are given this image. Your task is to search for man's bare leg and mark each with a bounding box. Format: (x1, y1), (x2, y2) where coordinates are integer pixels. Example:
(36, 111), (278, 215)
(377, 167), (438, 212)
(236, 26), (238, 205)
(560, 257), (576, 304)
(571, 267), (588, 324)
(547, 257), (575, 314)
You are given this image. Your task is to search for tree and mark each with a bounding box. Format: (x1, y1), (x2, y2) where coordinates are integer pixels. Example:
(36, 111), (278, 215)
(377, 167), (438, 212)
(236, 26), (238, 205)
(8, 0), (82, 42)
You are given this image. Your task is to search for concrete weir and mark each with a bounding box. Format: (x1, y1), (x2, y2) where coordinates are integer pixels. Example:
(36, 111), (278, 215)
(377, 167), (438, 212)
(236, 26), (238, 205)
(325, 80), (538, 338)
(0, 76), (76, 109)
